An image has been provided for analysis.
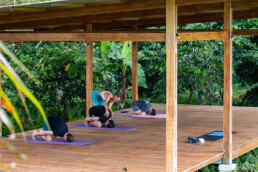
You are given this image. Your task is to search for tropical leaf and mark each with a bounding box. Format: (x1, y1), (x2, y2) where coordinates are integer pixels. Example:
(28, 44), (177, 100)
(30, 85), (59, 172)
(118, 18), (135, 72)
(0, 109), (15, 140)
(0, 54), (50, 131)
(65, 63), (70, 71)
(101, 41), (110, 59)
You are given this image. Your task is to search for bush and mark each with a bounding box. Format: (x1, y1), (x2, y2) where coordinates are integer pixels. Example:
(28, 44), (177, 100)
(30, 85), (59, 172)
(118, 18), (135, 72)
(240, 86), (258, 106)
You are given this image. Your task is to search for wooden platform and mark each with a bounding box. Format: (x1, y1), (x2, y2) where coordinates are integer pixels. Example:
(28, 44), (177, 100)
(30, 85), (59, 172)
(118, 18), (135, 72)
(0, 104), (257, 172)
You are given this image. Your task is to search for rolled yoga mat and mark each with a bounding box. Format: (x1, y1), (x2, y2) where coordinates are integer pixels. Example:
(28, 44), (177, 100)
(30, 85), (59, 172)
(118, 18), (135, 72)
(72, 124), (137, 130)
(25, 138), (95, 145)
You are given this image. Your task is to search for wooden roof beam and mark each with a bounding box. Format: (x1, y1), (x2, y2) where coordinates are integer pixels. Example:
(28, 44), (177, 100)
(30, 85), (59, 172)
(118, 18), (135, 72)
(0, 0), (165, 25)
(0, 31), (228, 42)
(11, 7), (47, 12)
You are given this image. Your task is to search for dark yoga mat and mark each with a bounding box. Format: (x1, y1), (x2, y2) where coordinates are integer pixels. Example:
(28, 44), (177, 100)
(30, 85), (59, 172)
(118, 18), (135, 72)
(25, 138), (95, 145)
(72, 124), (137, 130)
(199, 131), (237, 141)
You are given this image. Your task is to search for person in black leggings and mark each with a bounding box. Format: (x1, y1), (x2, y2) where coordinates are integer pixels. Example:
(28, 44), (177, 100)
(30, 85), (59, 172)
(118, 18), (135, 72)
(84, 105), (115, 128)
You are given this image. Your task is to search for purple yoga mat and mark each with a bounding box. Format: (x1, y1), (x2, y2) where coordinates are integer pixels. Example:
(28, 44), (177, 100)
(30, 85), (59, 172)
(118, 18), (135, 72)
(132, 114), (166, 118)
(72, 124), (137, 130)
(118, 113), (166, 118)
(25, 138), (95, 146)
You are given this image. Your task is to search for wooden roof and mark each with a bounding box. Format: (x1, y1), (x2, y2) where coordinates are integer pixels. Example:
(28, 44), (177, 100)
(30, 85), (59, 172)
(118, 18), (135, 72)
(0, 0), (257, 32)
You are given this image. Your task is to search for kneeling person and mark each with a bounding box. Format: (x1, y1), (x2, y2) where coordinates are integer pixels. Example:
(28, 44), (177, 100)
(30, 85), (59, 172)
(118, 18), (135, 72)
(85, 105), (115, 128)
(130, 100), (156, 116)
(32, 116), (74, 142)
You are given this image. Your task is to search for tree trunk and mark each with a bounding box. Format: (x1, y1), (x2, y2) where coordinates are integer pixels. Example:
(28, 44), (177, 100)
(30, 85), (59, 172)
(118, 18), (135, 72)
(21, 104), (26, 130)
(189, 85), (193, 104)
(205, 88), (209, 105)
(120, 69), (126, 109)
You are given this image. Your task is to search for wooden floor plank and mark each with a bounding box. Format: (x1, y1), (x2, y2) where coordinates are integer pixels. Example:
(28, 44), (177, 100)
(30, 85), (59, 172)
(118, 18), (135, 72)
(0, 104), (257, 172)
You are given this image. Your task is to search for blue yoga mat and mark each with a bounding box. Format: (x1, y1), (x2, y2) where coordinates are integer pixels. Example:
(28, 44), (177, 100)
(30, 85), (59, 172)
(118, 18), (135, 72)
(72, 124), (137, 130)
(25, 138), (95, 145)
(208, 131), (224, 136)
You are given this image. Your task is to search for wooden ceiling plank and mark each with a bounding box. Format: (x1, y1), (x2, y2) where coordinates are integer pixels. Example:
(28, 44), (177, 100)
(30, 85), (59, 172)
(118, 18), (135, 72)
(176, 0), (225, 6)
(232, 0), (258, 9)
(0, 12), (10, 16)
(25, 9), (256, 32)
(0, 8), (166, 30)
(0, 0), (165, 25)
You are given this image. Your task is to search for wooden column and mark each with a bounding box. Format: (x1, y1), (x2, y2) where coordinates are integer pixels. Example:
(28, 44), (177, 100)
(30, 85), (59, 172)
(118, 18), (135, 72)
(0, 50), (1, 137)
(223, 1), (233, 165)
(86, 24), (93, 117)
(166, 0), (177, 171)
(132, 25), (138, 102)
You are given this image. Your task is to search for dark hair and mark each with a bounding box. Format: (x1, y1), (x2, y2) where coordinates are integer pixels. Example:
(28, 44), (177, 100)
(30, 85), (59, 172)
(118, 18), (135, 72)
(114, 94), (121, 98)
(66, 133), (74, 142)
(107, 120), (115, 128)
(151, 109), (156, 116)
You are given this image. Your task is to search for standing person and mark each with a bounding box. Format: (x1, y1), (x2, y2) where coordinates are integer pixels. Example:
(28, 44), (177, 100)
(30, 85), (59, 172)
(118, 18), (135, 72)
(84, 105), (115, 128)
(32, 116), (74, 142)
(91, 90), (121, 117)
(130, 100), (156, 116)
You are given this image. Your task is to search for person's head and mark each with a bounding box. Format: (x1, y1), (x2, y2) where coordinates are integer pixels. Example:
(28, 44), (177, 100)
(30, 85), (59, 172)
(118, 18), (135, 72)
(148, 108), (156, 116)
(111, 94), (121, 102)
(104, 119), (115, 128)
(107, 119), (115, 128)
(64, 133), (74, 142)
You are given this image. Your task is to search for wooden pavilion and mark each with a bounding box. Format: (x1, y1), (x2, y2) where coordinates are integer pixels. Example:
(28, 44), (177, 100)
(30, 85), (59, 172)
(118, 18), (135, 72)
(0, 0), (257, 171)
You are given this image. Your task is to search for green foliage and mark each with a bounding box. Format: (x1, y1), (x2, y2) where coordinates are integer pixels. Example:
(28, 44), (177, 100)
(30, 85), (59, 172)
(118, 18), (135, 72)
(233, 148), (258, 172)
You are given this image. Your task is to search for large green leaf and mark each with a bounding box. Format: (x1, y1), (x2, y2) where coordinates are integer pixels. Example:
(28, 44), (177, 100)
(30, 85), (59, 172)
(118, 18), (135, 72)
(101, 41), (110, 59)
(128, 62), (148, 88)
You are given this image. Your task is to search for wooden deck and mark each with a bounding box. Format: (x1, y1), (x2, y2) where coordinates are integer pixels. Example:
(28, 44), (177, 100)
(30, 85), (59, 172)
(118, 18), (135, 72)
(0, 104), (257, 172)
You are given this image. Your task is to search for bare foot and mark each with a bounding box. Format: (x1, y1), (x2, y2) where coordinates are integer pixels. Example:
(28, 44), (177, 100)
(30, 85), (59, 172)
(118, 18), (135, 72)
(85, 121), (90, 127)
(32, 130), (38, 141)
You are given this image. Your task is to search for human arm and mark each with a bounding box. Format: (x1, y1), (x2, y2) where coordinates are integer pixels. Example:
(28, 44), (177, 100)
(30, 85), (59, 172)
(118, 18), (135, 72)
(108, 101), (114, 117)
(104, 94), (112, 117)
(84, 117), (100, 126)
(32, 130), (53, 142)
(129, 110), (146, 115)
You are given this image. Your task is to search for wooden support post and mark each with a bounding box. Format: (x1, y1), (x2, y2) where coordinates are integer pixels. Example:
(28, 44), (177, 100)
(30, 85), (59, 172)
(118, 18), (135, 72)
(86, 24), (93, 117)
(0, 50), (3, 137)
(0, 50), (1, 137)
(166, 0), (177, 171)
(223, 1), (233, 165)
(132, 25), (138, 102)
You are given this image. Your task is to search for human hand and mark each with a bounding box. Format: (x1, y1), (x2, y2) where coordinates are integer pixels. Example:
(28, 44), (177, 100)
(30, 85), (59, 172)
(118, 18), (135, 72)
(105, 111), (109, 117)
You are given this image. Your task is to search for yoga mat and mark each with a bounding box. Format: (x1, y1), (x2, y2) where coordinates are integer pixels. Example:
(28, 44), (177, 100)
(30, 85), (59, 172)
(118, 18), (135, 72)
(25, 138), (95, 145)
(132, 114), (166, 118)
(72, 124), (137, 130)
(118, 113), (166, 118)
(199, 131), (237, 141)
(117, 113), (132, 116)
